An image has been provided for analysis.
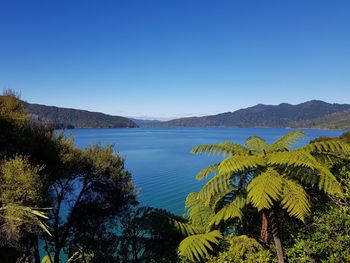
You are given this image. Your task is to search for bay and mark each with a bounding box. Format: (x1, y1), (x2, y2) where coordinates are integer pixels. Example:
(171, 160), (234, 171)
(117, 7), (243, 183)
(64, 127), (345, 215)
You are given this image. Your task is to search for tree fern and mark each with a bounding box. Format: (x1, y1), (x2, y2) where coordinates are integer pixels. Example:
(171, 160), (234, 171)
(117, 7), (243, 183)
(188, 130), (347, 263)
(178, 230), (222, 262)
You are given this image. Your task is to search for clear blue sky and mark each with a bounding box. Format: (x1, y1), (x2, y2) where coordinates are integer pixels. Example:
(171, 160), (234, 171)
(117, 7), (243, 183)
(1, 0), (349, 119)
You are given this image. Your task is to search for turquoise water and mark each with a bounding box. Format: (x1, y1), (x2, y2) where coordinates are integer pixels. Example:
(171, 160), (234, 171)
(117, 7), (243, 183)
(65, 127), (345, 215)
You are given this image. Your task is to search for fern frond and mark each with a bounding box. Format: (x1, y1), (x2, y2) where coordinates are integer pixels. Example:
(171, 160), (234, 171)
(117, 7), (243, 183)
(314, 165), (342, 196)
(185, 192), (200, 209)
(219, 155), (264, 173)
(267, 150), (342, 195)
(247, 168), (283, 211)
(280, 178), (310, 222)
(169, 217), (202, 236)
(245, 136), (270, 152)
(210, 184), (236, 209)
(185, 192), (215, 228)
(191, 142), (248, 156)
(197, 172), (233, 204)
(178, 230), (222, 262)
(188, 203), (215, 229)
(270, 130), (306, 151)
(304, 139), (350, 154)
(209, 196), (245, 226)
(268, 150), (319, 169)
(138, 207), (202, 236)
(196, 163), (219, 180)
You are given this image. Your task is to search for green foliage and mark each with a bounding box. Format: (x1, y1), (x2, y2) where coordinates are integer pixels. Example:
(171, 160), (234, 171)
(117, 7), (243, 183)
(206, 235), (272, 263)
(0, 91), (138, 263)
(195, 163), (219, 180)
(285, 156), (350, 262)
(197, 172), (233, 204)
(117, 206), (186, 263)
(191, 142), (248, 156)
(0, 156), (50, 240)
(188, 130), (348, 262)
(209, 196), (245, 227)
(280, 178), (310, 222)
(178, 230), (222, 262)
(0, 156), (43, 204)
(270, 130), (306, 151)
(186, 193), (215, 229)
(247, 168), (283, 211)
(245, 136), (270, 152)
(0, 91), (29, 124)
(285, 205), (350, 263)
(218, 155), (264, 173)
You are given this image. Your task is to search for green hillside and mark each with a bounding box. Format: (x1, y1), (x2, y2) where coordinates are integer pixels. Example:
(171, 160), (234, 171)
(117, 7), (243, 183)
(24, 102), (138, 129)
(146, 100), (350, 128)
(294, 109), (350, 130)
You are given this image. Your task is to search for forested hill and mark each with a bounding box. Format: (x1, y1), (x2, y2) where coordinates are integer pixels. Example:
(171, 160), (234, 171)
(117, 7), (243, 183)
(24, 102), (138, 129)
(145, 100), (350, 128)
(294, 109), (350, 130)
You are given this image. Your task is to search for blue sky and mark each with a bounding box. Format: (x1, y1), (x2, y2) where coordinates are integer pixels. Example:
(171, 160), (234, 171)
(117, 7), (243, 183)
(1, 0), (349, 119)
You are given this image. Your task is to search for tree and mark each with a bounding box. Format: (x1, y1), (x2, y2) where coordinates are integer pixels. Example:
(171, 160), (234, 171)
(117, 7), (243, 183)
(43, 144), (137, 263)
(0, 91), (138, 262)
(117, 206), (188, 263)
(0, 156), (51, 262)
(183, 131), (348, 262)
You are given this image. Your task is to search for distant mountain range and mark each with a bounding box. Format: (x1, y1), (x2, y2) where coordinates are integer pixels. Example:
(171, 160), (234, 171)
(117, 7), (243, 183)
(23, 100), (350, 130)
(25, 102), (138, 129)
(144, 100), (350, 129)
(130, 118), (161, 126)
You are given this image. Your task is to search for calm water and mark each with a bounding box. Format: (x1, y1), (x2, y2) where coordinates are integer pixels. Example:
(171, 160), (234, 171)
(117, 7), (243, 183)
(65, 127), (345, 215)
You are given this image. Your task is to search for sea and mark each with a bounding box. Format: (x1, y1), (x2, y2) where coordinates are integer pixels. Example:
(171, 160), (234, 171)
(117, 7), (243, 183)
(64, 127), (346, 215)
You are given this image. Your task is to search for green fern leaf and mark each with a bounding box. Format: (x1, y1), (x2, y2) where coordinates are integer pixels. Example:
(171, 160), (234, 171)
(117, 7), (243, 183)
(191, 142), (248, 156)
(280, 178), (310, 222)
(197, 172), (233, 204)
(245, 136), (270, 152)
(218, 155), (264, 173)
(185, 192), (200, 209)
(209, 196), (245, 226)
(169, 218), (202, 236)
(270, 130), (306, 151)
(268, 150), (342, 195)
(178, 230), (222, 262)
(247, 168), (283, 211)
(268, 150), (319, 169)
(195, 163), (219, 180)
(304, 139), (350, 154)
